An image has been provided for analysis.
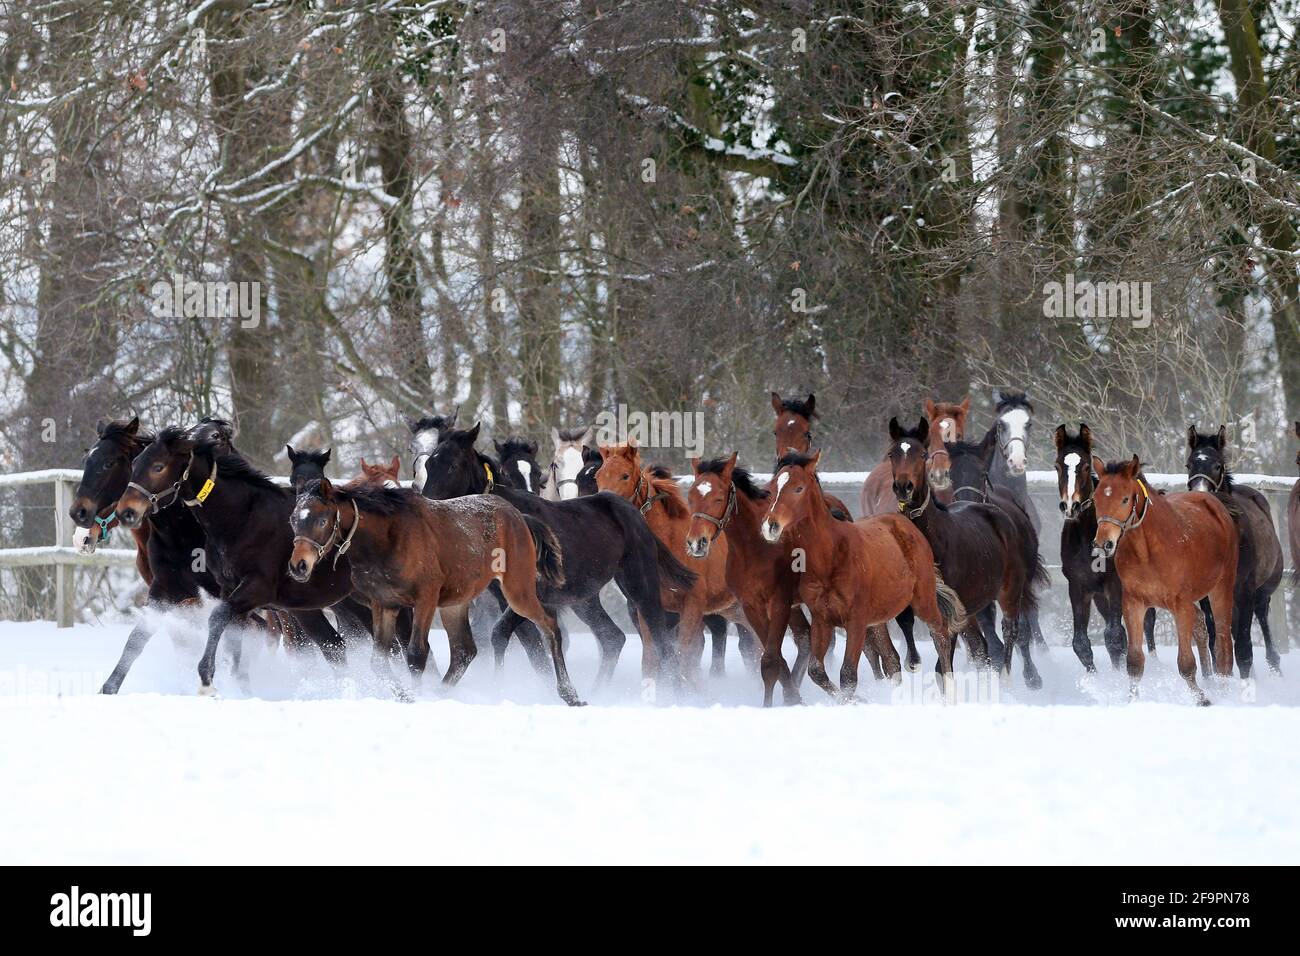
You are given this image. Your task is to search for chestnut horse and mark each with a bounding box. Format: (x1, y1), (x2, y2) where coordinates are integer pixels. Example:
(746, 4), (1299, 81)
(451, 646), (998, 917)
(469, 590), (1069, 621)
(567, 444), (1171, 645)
(289, 477), (583, 705)
(359, 455), (403, 488)
(685, 454), (813, 705)
(760, 451), (966, 700)
(1091, 456), (1238, 704)
(596, 442), (747, 685)
(860, 397), (970, 516)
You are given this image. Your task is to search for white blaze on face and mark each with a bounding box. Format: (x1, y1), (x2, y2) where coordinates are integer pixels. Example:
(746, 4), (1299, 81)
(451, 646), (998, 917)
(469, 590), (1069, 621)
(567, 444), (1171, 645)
(299, 508), (311, 521)
(939, 418), (955, 442)
(697, 480), (713, 497)
(515, 459), (532, 492)
(900, 441), (911, 455)
(412, 429), (438, 455)
(413, 454), (429, 492)
(556, 446), (584, 500)
(1063, 452), (1080, 503)
(1000, 408), (1030, 471)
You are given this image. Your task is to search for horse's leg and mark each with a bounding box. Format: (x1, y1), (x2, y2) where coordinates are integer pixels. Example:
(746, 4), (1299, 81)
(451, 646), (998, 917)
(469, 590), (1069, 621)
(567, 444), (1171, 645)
(998, 604), (1020, 688)
(1026, 606), (1046, 648)
(366, 603), (408, 699)
(933, 622), (960, 702)
(1095, 585), (1125, 670)
(294, 608), (347, 671)
(760, 599), (800, 706)
(676, 600), (708, 694)
(226, 620), (251, 694)
(705, 614), (727, 679)
(1229, 588), (1254, 680)
(894, 606), (922, 673)
(1016, 612), (1042, 690)
(788, 605), (811, 687)
(572, 596), (627, 688)
(805, 616), (838, 699)
(500, 570), (582, 707)
(977, 605), (1003, 669)
(1206, 579), (1236, 680)
(197, 601), (237, 695)
(1144, 606), (1157, 654)
(1255, 589), (1282, 675)
(838, 621), (866, 699)
(634, 609), (662, 690)
(100, 618), (157, 694)
(1172, 601), (1210, 706)
(870, 623), (901, 681)
(1121, 600), (1148, 701)
(440, 602), (478, 687)
(1197, 596), (1215, 676)
(735, 621), (760, 674)
(1069, 580), (1097, 672)
(404, 600), (437, 681)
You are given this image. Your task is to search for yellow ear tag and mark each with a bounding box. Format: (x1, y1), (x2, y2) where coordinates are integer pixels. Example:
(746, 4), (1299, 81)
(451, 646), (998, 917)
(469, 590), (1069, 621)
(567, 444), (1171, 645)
(195, 478), (215, 503)
(1136, 478), (1149, 500)
(484, 463), (494, 482)
(898, 500), (906, 513)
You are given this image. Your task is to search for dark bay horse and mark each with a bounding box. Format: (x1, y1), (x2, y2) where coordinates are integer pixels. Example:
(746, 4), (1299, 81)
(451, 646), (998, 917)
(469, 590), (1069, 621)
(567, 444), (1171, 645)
(1054, 424), (1155, 671)
(684, 454), (812, 705)
(289, 477), (584, 705)
(861, 397), (969, 516)
(761, 451), (966, 700)
(495, 437), (544, 495)
(888, 417), (1046, 689)
(117, 429), (356, 695)
(769, 391), (851, 518)
(422, 425), (693, 693)
(1186, 427), (1283, 676)
(1092, 455), (1238, 704)
(986, 391), (1046, 647)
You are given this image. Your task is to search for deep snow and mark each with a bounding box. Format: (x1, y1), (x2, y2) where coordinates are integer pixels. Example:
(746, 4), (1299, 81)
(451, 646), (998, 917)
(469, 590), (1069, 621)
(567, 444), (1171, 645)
(1, 612), (1297, 864)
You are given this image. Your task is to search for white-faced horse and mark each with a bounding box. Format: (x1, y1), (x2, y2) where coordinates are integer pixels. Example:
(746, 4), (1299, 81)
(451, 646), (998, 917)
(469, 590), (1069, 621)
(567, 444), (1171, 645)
(543, 426), (593, 501)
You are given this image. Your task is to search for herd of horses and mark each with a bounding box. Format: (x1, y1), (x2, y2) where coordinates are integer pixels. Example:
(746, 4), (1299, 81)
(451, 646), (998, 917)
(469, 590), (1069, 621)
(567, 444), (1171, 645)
(64, 391), (1299, 707)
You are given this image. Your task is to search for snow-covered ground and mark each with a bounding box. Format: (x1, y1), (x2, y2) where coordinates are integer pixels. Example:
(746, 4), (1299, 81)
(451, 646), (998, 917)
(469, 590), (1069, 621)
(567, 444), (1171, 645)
(2, 610), (1298, 864)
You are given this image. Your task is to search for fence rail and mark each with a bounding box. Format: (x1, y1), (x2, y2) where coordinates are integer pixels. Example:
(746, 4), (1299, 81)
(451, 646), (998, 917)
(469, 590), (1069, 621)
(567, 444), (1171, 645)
(0, 466), (1297, 631)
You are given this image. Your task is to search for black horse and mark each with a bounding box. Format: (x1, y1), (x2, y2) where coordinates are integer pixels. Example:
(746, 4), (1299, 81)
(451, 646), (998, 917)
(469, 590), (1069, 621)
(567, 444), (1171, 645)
(495, 438), (544, 495)
(116, 428), (359, 695)
(1053, 424), (1158, 671)
(575, 445), (604, 495)
(1186, 426), (1284, 677)
(888, 417), (1048, 689)
(408, 410), (460, 491)
(421, 424), (694, 690)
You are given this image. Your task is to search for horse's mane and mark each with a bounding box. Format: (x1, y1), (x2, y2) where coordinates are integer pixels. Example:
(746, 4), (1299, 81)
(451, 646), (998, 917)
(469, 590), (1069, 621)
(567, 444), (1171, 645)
(180, 429), (281, 493)
(293, 448), (331, 467)
(696, 457), (769, 500)
(1101, 459), (1141, 475)
(99, 419), (155, 449)
(497, 437), (536, 460)
(643, 466), (690, 517)
(777, 396), (817, 419)
(556, 427), (589, 443)
(304, 478), (415, 516)
(411, 414), (454, 435)
(945, 439), (987, 459)
(995, 391), (1033, 414)
(647, 463), (674, 480)
(775, 450), (818, 471)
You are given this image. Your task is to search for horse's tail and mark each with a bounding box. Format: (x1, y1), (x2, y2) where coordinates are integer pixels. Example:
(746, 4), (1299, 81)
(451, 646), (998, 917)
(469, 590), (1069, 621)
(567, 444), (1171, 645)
(523, 515), (565, 589)
(603, 493), (698, 593)
(1019, 534), (1050, 614)
(653, 536), (698, 593)
(933, 566), (968, 635)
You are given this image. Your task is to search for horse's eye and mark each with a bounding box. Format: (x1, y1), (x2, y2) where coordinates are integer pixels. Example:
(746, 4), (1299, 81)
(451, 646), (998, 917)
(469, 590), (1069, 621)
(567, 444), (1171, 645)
(153, 462), (164, 472)
(621, 474), (629, 480)
(795, 486), (804, 494)
(1122, 497), (1129, 504)
(318, 517), (328, 527)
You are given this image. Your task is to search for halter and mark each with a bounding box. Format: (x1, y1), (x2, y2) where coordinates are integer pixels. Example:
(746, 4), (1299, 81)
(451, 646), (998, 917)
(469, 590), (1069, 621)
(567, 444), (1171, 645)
(898, 484), (931, 520)
(999, 434), (1027, 460)
(1188, 466), (1225, 493)
(952, 474), (991, 503)
(127, 452), (195, 515)
(1096, 479), (1150, 536)
(634, 473), (671, 516)
(182, 458), (217, 508)
(294, 499), (361, 571)
(549, 461), (580, 494)
(93, 509), (117, 541)
(691, 481), (737, 542)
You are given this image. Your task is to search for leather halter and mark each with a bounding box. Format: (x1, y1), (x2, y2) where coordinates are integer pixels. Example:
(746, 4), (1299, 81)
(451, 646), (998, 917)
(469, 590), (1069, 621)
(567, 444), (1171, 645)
(952, 474), (990, 503)
(899, 484), (931, 520)
(127, 452), (195, 515)
(1096, 479), (1150, 536)
(548, 461), (580, 494)
(1188, 466), (1225, 494)
(691, 481), (737, 542)
(634, 473), (671, 516)
(294, 498), (360, 571)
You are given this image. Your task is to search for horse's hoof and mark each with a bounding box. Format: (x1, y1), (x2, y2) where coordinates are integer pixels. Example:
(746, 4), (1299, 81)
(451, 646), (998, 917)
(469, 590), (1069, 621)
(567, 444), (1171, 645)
(1025, 671), (1043, 691)
(1196, 696), (1212, 707)
(1269, 662), (1282, 677)
(565, 697), (588, 707)
(905, 659), (921, 673)
(197, 684), (217, 697)
(640, 678), (657, 704)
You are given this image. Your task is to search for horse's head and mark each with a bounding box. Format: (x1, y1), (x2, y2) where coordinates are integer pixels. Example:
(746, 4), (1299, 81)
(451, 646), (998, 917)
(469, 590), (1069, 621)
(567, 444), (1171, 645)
(117, 427), (199, 528)
(422, 423), (490, 499)
(1053, 423), (1096, 519)
(886, 416), (931, 511)
(993, 390), (1033, 475)
(69, 417), (149, 535)
(1186, 425), (1228, 495)
(289, 477), (339, 582)
(547, 426), (592, 500)
(770, 391), (816, 457)
(496, 437), (542, 495)
(947, 432), (997, 504)
(1091, 455), (1148, 558)
(407, 408), (458, 456)
(359, 455), (402, 489)
(594, 442), (645, 499)
(287, 445), (331, 494)
(922, 396), (969, 489)
(686, 453), (740, 558)
(576, 445), (603, 496)
(190, 417), (239, 454)
(761, 450), (821, 542)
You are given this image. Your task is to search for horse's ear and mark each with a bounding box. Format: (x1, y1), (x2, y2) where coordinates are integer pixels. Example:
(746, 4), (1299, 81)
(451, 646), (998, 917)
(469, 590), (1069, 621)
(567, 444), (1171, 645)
(1186, 425), (1197, 449)
(805, 393), (815, 414)
(125, 416), (140, 435)
(916, 417), (929, 444)
(723, 450), (738, 476)
(959, 396), (971, 413)
(465, 421), (481, 443)
(888, 417), (903, 441)
(1092, 455), (1106, 478)
(359, 457), (369, 471)
(550, 427), (562, 448)
(494, 439), (504, 454)
(1053, 424), (1067, 450)
(992, 389), (1004, 406)
(924, 398), (936, 419)
(580, 425), (594, 446)
(597, 444), (610, 459)
(1215, 425), (1227, 449)
(1127, 454), (1142, 478)
(1295, 421), (1300, 441)
(319, 476), (335, 499)
(1079, 423), (1092, 447)
(95, 419), (108, 437)
(286, 444), (299, 463)
(389, 454), (400, 473)
(322, 447), (331, 465)
(446, 408), (459, 430)
(770, 391), (783, 414)
(806, 450), (822, 472)
(690, 456), (701, 474)
(527, 440), (538, 456)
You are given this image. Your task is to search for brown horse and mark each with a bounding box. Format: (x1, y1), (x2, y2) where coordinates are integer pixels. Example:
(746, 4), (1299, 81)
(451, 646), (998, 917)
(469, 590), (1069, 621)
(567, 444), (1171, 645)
(761, 451), (966, 701)
(1091, 456), (1238, 704)
(595, 442), (745, 685)
(860, 397), (969, 516)
(769, 391), (851, 518)
(289, 477), (584, 706)
(685, 454), (812, 705)
(358, 455), (402, 488)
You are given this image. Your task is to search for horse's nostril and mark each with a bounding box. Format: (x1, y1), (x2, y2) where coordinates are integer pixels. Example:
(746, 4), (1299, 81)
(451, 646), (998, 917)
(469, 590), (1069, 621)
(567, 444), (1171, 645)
(1059, 501), (1067, 513)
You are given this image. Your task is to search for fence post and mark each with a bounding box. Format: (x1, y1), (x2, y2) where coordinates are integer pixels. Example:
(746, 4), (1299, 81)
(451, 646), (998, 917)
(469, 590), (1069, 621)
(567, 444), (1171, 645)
(53, 478), (74, 628)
